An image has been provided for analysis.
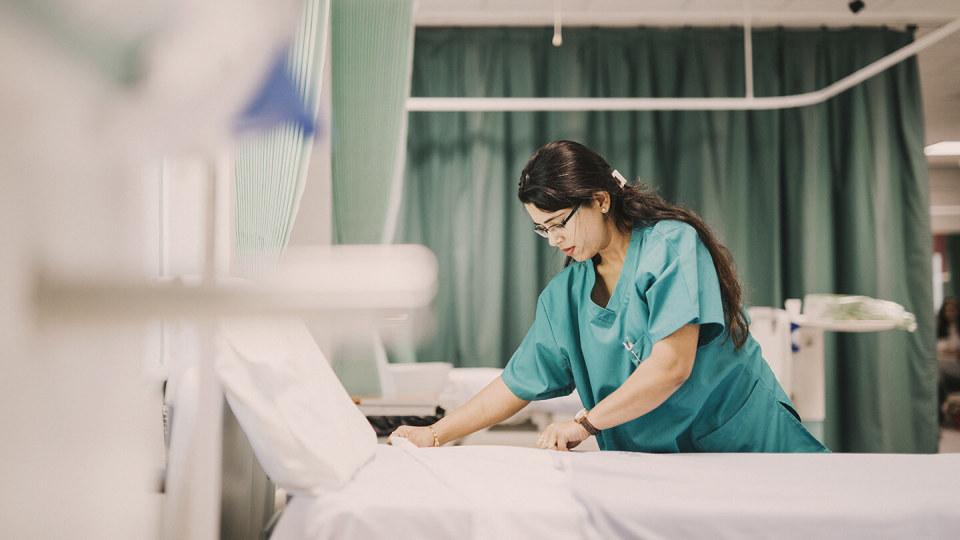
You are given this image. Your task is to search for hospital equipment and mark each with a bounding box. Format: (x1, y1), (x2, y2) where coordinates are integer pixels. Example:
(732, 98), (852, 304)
(386, 362), (453, 400)
(439, 368), (583, 432)
(343, 349), (581, 439)
(748, 295), (917, 442)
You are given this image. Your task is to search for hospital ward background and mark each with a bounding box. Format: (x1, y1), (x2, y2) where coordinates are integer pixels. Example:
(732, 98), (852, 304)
(2, 0), (960, 539)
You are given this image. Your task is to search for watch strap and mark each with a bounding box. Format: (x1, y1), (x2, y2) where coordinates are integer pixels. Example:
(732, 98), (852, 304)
(575, 409), (600, 436)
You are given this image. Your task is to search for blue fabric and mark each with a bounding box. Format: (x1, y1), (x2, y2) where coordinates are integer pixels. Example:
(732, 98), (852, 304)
(502, 221), (827, 453)
(234, 49), (316, 137)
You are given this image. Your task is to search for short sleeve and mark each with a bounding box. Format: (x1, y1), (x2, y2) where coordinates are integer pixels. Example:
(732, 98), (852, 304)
(638, 222), (726, 347)
(501, 297), (575, 401)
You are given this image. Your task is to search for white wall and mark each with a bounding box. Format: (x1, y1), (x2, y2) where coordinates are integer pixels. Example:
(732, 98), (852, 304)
(930, 165), (960, 234)
(288, 26), (334, 248)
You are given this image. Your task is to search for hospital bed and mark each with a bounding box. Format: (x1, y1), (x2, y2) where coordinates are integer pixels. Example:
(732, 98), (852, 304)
(213, 317), (960, 540)
(272, 443), (959, 540)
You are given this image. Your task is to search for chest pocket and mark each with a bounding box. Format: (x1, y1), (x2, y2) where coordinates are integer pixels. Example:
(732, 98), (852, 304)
(619, 293), (653, 368)
(622, 337), (645, 368)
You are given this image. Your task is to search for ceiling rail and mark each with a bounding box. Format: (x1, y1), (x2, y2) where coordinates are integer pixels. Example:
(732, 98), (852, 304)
(406, 17), (960, 112)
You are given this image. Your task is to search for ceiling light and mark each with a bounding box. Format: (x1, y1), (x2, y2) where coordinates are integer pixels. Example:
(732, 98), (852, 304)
(925, 141), (960, 156)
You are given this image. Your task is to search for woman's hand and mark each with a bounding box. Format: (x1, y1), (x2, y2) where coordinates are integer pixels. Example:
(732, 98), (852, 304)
(537, 420), (590, 451)
(388, 425), (438, 448)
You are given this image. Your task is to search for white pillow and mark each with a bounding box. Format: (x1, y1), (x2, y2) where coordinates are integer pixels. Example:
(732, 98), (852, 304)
(216, 319), (376, 494)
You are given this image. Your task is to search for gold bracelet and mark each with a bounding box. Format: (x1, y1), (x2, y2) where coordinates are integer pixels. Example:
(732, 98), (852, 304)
(428, 425), (441, 447)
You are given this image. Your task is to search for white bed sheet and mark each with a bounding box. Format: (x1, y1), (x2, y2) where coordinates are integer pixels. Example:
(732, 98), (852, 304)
(568, 451), (960, 539)
(273, 445), (960, 540)
(273, 443), (590, 540)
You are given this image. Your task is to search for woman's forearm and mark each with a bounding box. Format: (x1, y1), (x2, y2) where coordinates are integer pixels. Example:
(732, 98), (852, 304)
(588, 324), (698, 431)
(432, 376), (529, 444)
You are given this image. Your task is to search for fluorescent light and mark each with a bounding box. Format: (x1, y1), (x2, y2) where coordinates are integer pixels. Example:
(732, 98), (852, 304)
(931, 206), (960, 217)
(925, 141), (960, 156)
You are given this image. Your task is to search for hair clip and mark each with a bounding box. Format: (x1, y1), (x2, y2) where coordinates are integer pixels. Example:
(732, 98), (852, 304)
(611, 170), (627, 188)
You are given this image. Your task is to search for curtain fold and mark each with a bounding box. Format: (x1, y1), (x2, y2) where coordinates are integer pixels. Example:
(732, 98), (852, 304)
(401, 26), (936, 453)
(235, 0), (329, 269)
(330, 0), (415, 244)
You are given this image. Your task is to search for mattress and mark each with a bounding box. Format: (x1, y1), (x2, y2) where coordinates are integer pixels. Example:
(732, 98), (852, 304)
(272, 444), (960, 540)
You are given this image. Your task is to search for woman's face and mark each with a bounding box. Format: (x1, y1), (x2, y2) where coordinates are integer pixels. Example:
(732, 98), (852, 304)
(946, 301), (958, 322)
(524, 194), (612, 262)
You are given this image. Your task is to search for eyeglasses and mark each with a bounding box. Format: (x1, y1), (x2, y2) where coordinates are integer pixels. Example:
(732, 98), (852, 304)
(533, 204), (580, 238)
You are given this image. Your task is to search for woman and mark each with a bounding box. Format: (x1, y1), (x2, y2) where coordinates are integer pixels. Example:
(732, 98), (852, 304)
(937, 297), (960, 424)
(392, 140), (826, 453)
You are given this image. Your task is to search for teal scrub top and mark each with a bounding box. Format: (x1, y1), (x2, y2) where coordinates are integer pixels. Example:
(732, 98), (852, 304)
(502, 220), (826, 453)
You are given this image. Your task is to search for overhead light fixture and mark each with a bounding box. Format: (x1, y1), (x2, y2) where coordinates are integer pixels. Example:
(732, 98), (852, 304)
(848, 1), (866, 14)
(925, 141), (960, 156)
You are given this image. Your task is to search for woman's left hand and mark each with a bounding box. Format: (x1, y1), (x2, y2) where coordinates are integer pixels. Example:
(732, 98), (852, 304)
(537, 420), (590, 451)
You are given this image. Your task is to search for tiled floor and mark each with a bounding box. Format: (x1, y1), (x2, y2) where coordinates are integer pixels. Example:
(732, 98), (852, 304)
(939, 428), (960, 453)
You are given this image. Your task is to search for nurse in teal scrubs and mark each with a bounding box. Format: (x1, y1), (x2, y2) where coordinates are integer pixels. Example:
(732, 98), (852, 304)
(391, 140), (827, 453)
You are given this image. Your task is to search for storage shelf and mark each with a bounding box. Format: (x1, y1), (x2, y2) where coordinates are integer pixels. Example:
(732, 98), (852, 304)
(792, 316), (901, 333)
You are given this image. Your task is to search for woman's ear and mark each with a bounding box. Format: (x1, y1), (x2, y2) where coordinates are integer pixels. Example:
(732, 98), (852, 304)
(594, 191), (611, 213)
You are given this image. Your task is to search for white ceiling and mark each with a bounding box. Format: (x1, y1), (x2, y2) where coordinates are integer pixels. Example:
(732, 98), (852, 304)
(414, 0), (960, 168)
(917, 24), (960, 168)
(415, 0), (960, 26)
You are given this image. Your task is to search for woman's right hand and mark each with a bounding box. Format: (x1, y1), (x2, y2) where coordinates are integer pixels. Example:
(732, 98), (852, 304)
(388, 425), (438, 448)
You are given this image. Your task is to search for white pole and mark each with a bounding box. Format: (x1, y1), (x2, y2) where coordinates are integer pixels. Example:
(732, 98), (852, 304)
(416, 11), (958, 28)
(743, 1), (754, 99)
(407, 17), (960, 112)
(161, 160), (224, 540)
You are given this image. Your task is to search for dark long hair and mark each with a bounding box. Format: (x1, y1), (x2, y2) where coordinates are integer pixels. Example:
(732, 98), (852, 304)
(518, 140), (750, 349)
(937, 297), (958, 339)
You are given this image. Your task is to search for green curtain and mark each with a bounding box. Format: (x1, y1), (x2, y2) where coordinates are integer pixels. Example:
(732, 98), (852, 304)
(400, 27), (937, 453)
(235, 0), (329, 268)
(330, 0), (415, 244)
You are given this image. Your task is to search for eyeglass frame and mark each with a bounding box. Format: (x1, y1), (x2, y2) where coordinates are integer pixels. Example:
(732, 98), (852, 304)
(533, 204), (581, 238)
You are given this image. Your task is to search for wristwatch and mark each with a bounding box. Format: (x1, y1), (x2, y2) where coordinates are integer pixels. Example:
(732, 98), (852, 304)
(574, 408), (600, 436)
